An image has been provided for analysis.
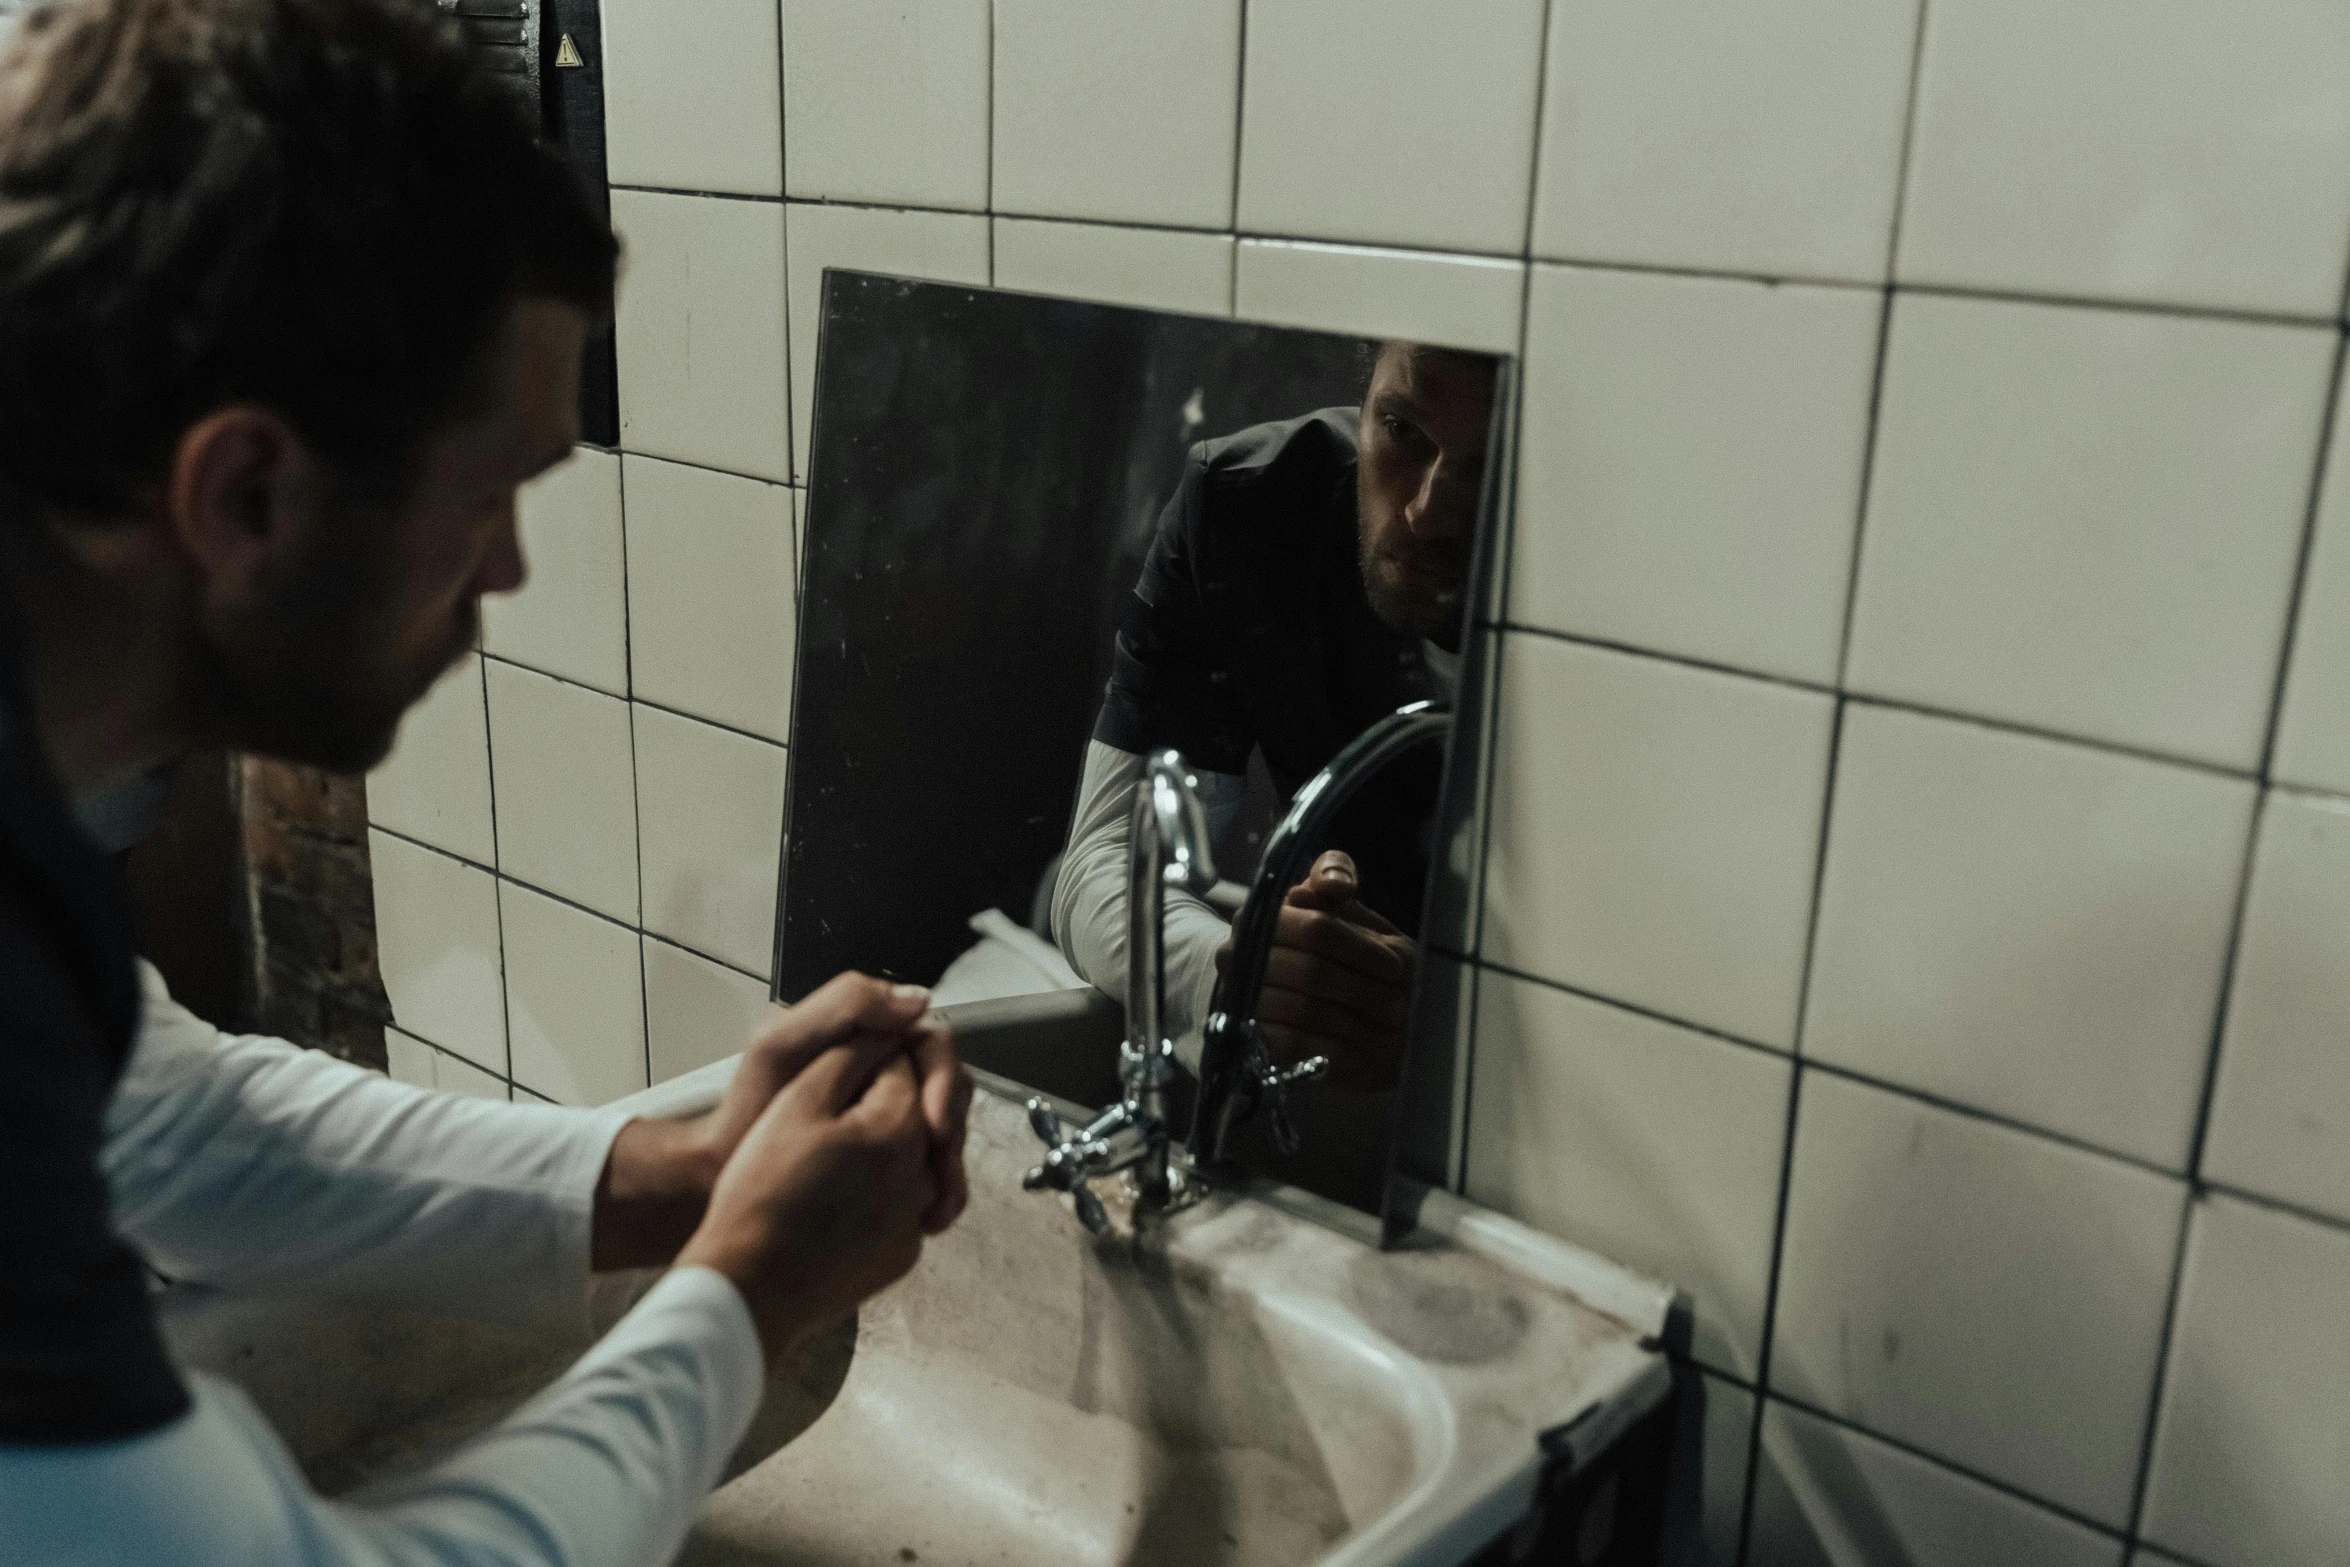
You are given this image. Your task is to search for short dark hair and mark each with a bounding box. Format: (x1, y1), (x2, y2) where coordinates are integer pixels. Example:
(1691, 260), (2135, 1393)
(0, 0), (616, 520)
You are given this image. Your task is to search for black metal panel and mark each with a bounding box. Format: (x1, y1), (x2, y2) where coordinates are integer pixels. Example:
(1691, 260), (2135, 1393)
(541, 0), (617, 446)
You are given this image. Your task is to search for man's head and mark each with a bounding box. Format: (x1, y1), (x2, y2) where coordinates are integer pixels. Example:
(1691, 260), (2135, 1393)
(1354, 341), (1496, 646)
(0, 0), (614, 771)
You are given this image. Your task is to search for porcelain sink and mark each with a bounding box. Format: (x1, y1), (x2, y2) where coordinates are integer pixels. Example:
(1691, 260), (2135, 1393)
(163, 1061), (1676, 1567)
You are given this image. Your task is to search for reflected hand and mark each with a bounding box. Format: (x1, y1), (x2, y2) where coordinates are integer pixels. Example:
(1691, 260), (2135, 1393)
(1216, 850), (1414, 1094)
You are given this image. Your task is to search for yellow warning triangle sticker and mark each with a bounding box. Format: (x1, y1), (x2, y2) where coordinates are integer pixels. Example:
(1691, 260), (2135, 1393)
(554, 32), (584, 68)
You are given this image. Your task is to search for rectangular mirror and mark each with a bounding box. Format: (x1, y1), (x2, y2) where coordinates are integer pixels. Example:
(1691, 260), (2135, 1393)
(774, 272), (1509, 1236)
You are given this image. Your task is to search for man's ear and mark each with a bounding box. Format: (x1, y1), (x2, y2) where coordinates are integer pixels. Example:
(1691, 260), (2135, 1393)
(163, 405), (325, 599)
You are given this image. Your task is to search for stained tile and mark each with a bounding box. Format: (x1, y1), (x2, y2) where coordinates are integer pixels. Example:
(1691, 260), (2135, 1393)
(1533, 0), (1920, 283)
(1481, 635), (1833, 1048)
(622, 455), (796, 742)
(1897, 0), (2350, 316)
(1846, 293), (2330, 769)
(992, 219), (1233, 318)
(1770, 1072), (2185, 1524)
(633, 702), (787, 978)
(1233, 239), (1522, 354)
(369, 830), (505, 1074)
(1805, 705), (2254, 1169)
(481, 447), (628, 696)
(992, 0), (1241, 229)
(611, 189), (791, 484)
(1236, 0), (1544, 255)
(367, 653), (494, 865)
(1513, 265), (1879, 685)
(644, 936), (777, 1084)
(599, 0), (780, 196)
(1466, 971), (1791, 1379)
(780, 0), (989, 210)
(483, 660), (639, 922)
(499, 879), (646, 1108)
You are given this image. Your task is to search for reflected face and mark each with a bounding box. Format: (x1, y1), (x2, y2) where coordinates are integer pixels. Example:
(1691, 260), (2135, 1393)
(202, 296), (583, 770)
(1355, 344), (1496, 644)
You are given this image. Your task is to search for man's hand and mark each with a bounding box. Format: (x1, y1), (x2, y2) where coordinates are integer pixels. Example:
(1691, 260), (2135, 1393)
(676, 1034), (938, 1359)
(591, 972), (972, 1270)
(1215, 849), (1415, 1094)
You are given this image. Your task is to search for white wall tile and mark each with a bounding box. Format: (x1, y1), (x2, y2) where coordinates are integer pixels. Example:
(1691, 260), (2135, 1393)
(483, 660), (640, 922)
(1533, 0), (1919, 284)
(1805, 706), (2254, 1169)
(599, 0), (780, 196)
(644, 935), (776, 1084)
(633, 703), (786, 978)
(992, 0), (1241, 229)
(369, 830), (505, 1073)
(1847, 294), (2331, 769)
(611, 190), (791, 484)
(386, 1028), (508, 1101)
(1896, 0), (2350, 317)
(780, 0), (989, 210)
(1512, 266), (1879, 685)
(992, 219), (1234, 318)
(621, 455), (796, 742)
(481, 448), (628, 697)
(785, 202), (991, 479)
(1482, 635), (1834, 1048)
(2270, 379), (2350, 796)
(1236, 0), (1543, 255)
(2143, 1194), (2350, 1567)
(1234, 240), (1522, 355)
(499, 879), (647, 1107)
(367, 654), (494, 865)
(1771, 1072), (2185, 1525)
(1465, 971), (1791, 1379)
(2204, 792), (2350, 1223)
(1748, 1400), (2125, 1567)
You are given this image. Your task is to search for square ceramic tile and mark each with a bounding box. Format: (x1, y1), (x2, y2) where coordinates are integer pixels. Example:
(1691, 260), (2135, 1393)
(633, 702), (787, 978)
(1748, 1400), (2125, 1567)
(1896, 0), (2350, 316)
(1234, 240), (1522, 355)
(1465, 971), (1792, 1379)
(1805, 705), (2254, 1169)
(367, 653), (494, 865)
(1770, 1072), (2185, 1525)
(599, 0), (780, 196)
(780, 0), (989, 210)
(498, 879), (647, 1107)
(1236, 0), (1543, 255)
(784, 202), (990, 480)
(483, 660), (640, 922)
(992, 219), (1234, 318)
(2143, 1195), (2350, 1567)
(2271, 379), (2350, 796)
(369, 830), (505, 1073)
(1846, 293), (2330, 769)
(1481, 635), (1834, 1048)
(611, 189), (791, 484)
(1533, 0), (1919, 284)
(622, 455), (796, 742)
(644, 935), (777, 1084)
(385, 1028), (509, 1101)
(1512, 265), (1880, 685)
(2203, 792), (2350, 1222)
(481, 447), (628, 696)
(992, 0), (1241, 229)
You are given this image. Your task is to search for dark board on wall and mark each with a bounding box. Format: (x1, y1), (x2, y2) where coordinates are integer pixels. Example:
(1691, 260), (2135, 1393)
(773, 273), (1371, 997)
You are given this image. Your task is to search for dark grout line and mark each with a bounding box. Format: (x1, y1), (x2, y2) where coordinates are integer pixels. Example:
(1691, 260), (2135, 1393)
(1226, 0), (1250, 250)
(612, 440), (795, 493)
(475, 650), (516, 1081)
(1834, 290), (1900, 686)
(2249, 328), (2348, 787)
(2203, 1176), (2350, 1237)
(478, 651), (790, 754)
(1479, 959), (1792, 1062)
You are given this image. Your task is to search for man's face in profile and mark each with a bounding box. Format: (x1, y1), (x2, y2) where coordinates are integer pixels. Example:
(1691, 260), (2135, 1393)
(198, 297), (586, 773)
(1355, 344), (1496, 645)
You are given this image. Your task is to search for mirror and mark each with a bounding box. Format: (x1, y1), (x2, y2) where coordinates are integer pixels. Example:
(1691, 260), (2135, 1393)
(774, 272), (1508, 1229)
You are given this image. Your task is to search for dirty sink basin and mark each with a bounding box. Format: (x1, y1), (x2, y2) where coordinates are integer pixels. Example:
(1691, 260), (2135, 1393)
(163, 1063), (1676, 1567)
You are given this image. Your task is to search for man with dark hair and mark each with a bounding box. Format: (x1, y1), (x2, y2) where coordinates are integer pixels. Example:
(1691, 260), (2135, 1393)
(0, 1), (968, 1561)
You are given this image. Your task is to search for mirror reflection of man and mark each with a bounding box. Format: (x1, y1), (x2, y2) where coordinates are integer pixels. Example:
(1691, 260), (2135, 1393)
(1054, 342), (1497, 1093)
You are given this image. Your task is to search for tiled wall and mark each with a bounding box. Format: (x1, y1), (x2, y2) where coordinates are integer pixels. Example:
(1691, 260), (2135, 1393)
(365, 3), (2350, 1564)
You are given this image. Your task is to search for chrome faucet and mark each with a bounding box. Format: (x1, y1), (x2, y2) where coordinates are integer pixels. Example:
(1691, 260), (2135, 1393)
(1023, 748), (1218, 1233)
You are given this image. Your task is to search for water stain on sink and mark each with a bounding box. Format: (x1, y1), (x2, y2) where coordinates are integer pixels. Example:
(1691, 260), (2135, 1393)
(1343, 1249), (1530, 1366)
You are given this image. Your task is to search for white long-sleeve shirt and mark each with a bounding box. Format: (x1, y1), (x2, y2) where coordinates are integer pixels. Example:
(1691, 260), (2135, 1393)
(0, 963), (765, 1567)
